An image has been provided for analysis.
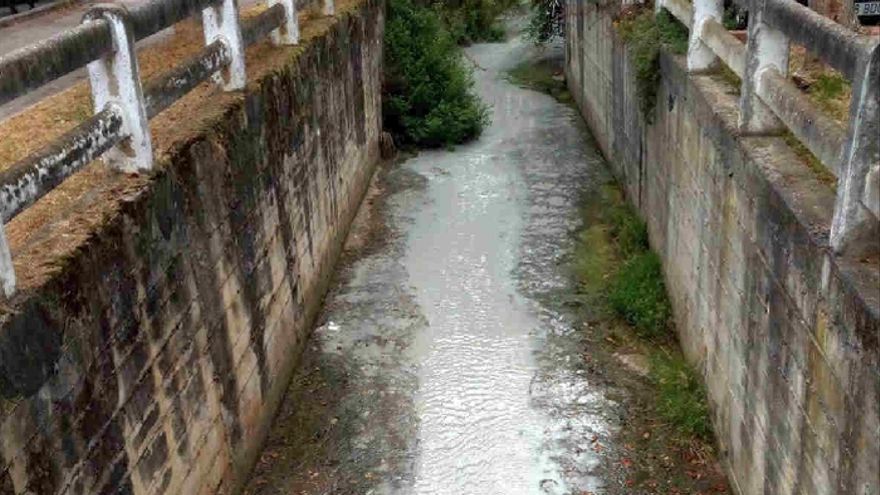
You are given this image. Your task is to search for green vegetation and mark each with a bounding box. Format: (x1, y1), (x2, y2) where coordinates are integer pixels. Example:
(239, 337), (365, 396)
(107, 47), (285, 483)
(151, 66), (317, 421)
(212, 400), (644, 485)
(498, 42), (712, 448)
(572, 182), (710, 442)
(575, 186), (671, 339)
(383, 0), (490, 148)
(506, 57), (572, 104)
(572, 185), (631, 299)
(722, 3), (748, 30)
(616, 8), (689, 122)
(609, 252), (671, 338)
(811, 72), (848, 102)
(435, 0), (516, 44)
(652, 351), (712, 439)
(609, 205), (649, 258)
(524, 0), (564, 43)
(807, 72), (851, 122)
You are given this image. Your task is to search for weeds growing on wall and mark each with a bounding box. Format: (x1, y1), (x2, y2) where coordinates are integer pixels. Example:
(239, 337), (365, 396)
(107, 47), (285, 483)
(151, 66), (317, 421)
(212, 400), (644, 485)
(383, 0), (490, 147)
(616, 8), (689, 122)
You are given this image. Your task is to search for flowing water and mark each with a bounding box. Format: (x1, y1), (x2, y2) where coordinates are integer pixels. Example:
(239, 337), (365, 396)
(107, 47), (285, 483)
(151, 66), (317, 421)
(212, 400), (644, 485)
(247, 36), (627, 495)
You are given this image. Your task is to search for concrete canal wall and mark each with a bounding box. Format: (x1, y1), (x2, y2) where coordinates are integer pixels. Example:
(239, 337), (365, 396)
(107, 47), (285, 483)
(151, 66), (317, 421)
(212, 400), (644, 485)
(565, 2), (879, 493)
(0, 0), (383, 492)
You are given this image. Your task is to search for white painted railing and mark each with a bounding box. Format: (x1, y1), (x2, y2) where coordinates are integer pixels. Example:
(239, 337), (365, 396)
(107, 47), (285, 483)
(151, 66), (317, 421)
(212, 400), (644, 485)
(0, 0), (335, 298)
(656, 0), (879, 256)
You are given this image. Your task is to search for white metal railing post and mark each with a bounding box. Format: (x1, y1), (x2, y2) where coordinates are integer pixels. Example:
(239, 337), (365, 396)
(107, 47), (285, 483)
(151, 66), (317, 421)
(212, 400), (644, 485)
(688, 0), (723, 71)
(830, 47), (880, 254)
(738, 0), (790, 133)
(324, 0), (335, 16)
(83, 4), (153, 173)
(0, 224), (15, 298)
(269, 0), (299, 45)
(203, 0), (247, 90)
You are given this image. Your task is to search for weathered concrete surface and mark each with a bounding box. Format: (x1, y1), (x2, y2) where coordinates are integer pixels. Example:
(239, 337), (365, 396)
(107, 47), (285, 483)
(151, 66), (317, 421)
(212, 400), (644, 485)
(0, 0), (383, 492)
(565, 2), (880, 494)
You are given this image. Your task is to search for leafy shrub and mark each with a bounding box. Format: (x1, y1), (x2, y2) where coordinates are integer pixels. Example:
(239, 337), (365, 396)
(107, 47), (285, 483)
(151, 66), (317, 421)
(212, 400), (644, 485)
(383, 0), (490, 147)
(722, 2), (748, 30)
(652, 352), (712, 440)
(616, 8), (688, 122)
(435, 0), (514, 44)
(525, 0), (564, 43)
(608, 252), (671, 338)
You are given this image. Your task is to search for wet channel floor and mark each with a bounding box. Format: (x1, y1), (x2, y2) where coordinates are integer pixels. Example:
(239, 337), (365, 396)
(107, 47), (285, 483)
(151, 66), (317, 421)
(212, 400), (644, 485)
(245, 37), (631, 495)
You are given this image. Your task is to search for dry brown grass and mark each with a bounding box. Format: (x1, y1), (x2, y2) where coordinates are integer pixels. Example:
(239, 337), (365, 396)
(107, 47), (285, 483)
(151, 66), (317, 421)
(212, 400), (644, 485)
(788, 43), (852, 125)
(2, 0), (362, 291)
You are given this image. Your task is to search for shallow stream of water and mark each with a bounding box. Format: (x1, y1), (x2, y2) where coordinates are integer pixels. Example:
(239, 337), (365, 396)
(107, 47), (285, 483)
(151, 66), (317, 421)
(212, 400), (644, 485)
(247, 37), (626, 495)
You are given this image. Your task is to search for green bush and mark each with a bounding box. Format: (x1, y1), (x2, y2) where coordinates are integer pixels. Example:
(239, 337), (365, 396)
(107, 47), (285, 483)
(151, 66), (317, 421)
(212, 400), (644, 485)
(652, 352), (712, 440)
(616, 9), (688, 122)
(609, 252), (671, 338)
(383, 0), (490, 147)
(525, 0), (564, 43)
(435, 0), (513, 44)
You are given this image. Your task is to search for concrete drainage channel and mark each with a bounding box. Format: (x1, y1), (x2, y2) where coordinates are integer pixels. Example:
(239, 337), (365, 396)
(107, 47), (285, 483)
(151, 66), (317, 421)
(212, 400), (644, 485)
(244, 37), (730, 495)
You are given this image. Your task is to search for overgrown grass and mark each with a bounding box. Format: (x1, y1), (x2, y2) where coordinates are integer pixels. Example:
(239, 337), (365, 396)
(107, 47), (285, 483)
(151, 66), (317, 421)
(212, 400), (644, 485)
(652, 351), (712, 440)
(616, 8), (689, 122)
(808, 72), (851, 122)
(572, 185), (628, 298)
(574, 224), (616, 297)
(811, 73), (847, 102)
(609, 205), (649, 258)
(609, 252), (671, 338)
(383, 0), (490, 148)
(577, 190), (670, 339)
(506, 58), (573, 104)
(572, 182), (710, 442)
